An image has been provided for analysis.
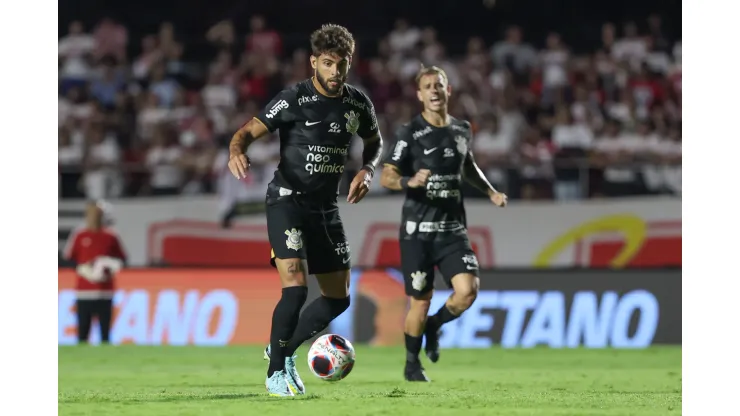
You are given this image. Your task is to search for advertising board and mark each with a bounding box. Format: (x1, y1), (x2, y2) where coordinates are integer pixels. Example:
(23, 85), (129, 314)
(58, 197), (681, 268)
(58, 268), (681, 347)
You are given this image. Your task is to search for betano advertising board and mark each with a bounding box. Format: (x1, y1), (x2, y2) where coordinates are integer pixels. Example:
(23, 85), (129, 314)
(58, 268), (681, 347)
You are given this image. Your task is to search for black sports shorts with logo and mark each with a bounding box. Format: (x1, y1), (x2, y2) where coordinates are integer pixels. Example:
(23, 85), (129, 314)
(400, 235), (479, 297)
(266, 183), (351, 275)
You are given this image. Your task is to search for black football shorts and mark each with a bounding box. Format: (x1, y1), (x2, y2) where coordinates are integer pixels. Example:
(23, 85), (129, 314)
(266, 183), (351, 275)
(399, 236), (480, 297)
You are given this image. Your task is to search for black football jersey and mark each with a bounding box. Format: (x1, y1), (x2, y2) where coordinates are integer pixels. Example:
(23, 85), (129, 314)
(255, 79), (379, 200)
(383, 114), (474, 241)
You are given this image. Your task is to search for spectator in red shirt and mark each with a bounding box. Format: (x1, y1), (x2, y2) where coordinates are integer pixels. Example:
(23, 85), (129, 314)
(63, 201), (127, 344)
(245, 15), (282, 57)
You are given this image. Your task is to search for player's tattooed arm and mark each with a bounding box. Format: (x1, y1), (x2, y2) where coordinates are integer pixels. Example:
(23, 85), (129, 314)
(227, 118), (270, 179)
(229, 118), (269, 155)
(361, 133), (383, 175)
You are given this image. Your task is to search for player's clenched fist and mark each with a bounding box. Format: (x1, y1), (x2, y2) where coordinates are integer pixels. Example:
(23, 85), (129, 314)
(490, 191), (507, 207)
(228, 153), (250, 179)
(408, 169), (431, 188)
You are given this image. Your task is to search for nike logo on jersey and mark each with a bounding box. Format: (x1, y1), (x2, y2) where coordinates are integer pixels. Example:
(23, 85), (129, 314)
(423, 147), (438, 155)
(305, 121), (321, 126)
(342, 256), (351, 264)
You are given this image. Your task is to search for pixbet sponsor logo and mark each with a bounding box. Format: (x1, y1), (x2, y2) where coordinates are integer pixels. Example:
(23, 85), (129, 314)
(413, 126), (432, 139)
(342, 96), (367, 111)
(298, 95), (318, 106)
(342, 96), (377, 130)
(305, 145), (347, 175)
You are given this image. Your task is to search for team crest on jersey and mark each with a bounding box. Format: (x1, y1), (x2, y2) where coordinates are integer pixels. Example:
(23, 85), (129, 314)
(406, 221), (417, 235)
(285, 228), (303, 251)
(345, 111), (360, 134)
(455, 136), (468, 155)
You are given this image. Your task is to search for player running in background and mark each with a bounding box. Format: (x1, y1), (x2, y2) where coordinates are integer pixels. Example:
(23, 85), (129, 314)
(380, 65), (507, 382)
(228, 24), (383, 396)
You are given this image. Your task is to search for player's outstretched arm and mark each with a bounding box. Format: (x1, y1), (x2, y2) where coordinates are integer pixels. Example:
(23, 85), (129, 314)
(227, 118), (269, 179)
(463, 151), (507, 207)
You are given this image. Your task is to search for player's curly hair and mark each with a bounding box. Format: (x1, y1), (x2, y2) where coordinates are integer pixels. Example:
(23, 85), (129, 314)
(415, 64), (449, 88)
(310, 24), (356, 58)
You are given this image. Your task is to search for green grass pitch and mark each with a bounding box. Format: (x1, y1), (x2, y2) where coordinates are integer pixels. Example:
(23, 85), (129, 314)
(59, 346), (681, 415)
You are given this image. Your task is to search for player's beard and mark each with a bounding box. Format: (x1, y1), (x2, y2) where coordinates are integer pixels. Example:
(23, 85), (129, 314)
(316, 71), (343, 95)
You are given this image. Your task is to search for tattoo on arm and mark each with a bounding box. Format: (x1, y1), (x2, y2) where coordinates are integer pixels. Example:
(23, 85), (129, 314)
(229, 129), (255, 156)
(463, 153), (497, 195)
(229, 119), (267, 157)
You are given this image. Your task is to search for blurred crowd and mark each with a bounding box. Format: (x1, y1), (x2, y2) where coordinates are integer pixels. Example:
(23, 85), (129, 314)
(58, 14), (681, 202)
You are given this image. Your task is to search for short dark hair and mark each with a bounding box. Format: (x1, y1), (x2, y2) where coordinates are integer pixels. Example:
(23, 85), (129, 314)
(310, 24), (355, 58)
(415, 64), (448, 88)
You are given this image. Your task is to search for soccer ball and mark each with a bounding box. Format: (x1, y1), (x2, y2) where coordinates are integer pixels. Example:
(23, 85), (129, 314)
(306, 334), (356, 381)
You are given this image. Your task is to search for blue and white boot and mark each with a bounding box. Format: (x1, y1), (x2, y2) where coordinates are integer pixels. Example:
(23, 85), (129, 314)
(264, 345), (305, 394)
(265, 370), (296, 397)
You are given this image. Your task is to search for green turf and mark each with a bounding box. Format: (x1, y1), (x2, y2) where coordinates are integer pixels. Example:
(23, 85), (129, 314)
(59, 346), (681, 416)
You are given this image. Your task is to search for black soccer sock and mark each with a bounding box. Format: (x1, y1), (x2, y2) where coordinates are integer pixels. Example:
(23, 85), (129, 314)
(427, 304), (459, 331)
(405, 333), (423, 364)
(267, 286), (308, 377)
(285, 296), (350, 357)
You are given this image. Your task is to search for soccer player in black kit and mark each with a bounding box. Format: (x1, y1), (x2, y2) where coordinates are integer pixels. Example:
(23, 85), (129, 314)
(380, 65), (507, 382)
(228, 24), (383, 396)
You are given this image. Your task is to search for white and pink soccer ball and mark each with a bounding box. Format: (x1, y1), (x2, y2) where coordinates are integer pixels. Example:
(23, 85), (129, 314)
(306, 334), (356, 381)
